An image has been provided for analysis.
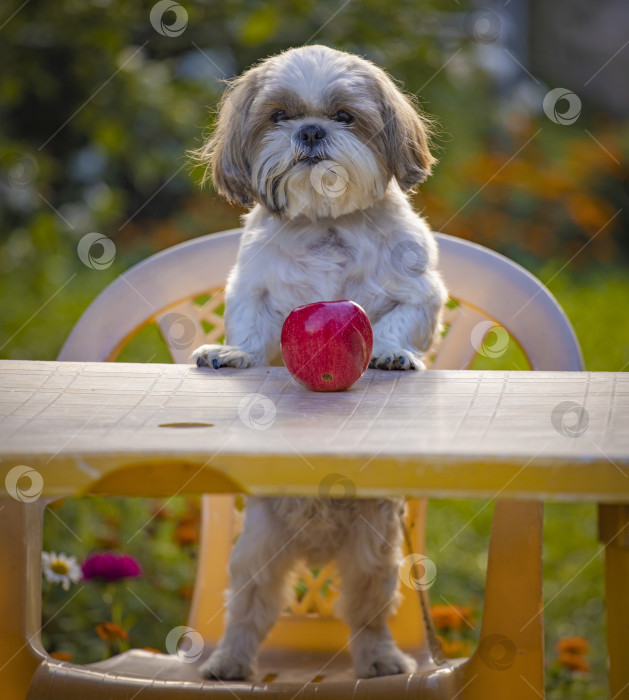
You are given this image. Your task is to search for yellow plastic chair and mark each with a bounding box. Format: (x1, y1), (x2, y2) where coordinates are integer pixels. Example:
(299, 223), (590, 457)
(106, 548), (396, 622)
(2, 228), (585, 699)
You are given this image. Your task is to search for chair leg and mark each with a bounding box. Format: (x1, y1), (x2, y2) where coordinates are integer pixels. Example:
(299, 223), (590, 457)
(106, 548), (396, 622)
(0, 498), (47, 700)
(455, 500), (545, 699)
(599, 504), (629, 700)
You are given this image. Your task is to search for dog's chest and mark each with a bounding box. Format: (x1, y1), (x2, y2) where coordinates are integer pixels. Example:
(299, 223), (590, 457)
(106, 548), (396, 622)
(270, 223), (376, 310)
(306, 227), (354, 265)
(297, 226), (362, 294)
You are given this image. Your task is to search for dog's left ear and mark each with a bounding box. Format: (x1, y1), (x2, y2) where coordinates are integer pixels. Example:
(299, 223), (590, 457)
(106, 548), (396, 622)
(377, 75), (436, 191)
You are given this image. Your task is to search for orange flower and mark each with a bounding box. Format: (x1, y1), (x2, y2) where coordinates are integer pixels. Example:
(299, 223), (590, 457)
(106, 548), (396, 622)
(430, 604), (474, 632)
(174, 522), (199, 546)
(431, 605), (461, 631)
(105, 513), (121, 529)
(178, 583), (195, 600)
(46, 499), (65, 511)
(559, 652), (590, 673)
(95, 535), (121, 549)
(455, 606), (474, 626)
(150, 501), (173, 520)
(185, 497), (201, 514)
(556, 636), (589, 656)
(95, 622), (129, 643)
(437, 636), (472, 659)
(50, 651), (72, 662)
(565, 192), (616, 233)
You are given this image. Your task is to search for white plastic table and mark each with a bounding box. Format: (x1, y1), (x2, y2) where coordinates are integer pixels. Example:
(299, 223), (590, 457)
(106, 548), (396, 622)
(1, 360), (628, 699)
(0, 361), (627, 500)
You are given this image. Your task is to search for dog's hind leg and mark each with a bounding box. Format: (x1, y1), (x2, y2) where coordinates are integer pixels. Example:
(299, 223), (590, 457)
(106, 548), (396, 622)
(201, 498), (295, 680)
(335, 499), (418, 678)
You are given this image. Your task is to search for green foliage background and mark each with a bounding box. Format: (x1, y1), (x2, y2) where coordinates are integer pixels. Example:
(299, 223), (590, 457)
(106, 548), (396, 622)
(2, 1), (628, 697)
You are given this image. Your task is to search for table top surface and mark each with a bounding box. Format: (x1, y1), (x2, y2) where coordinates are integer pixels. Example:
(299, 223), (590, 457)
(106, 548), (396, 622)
(1, 360), (628, 502)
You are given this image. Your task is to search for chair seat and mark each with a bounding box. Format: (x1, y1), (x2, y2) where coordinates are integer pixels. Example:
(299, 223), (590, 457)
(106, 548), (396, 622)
(27, 649), (463, 699)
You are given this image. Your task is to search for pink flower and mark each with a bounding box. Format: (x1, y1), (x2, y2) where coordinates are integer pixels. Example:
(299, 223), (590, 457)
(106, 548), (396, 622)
(81, 552), (142, 581)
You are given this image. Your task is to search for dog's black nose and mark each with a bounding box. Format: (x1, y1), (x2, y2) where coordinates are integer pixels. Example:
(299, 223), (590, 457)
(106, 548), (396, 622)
(297, 124), (326, 147)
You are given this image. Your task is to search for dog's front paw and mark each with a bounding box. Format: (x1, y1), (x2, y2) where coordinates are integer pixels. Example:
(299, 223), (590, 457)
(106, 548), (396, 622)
(369, 347), (424, 371)
(191, 344), (257, 369)
(201, 648), (252, 680)
(355, 646), (417, 679)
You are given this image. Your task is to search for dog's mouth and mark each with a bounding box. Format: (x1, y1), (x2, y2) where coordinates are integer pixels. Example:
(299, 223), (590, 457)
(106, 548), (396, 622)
(294, 153), (326, 166)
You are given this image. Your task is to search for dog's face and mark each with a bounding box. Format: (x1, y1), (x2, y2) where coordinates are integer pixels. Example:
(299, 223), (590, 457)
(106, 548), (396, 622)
(197, 45), (435, 220)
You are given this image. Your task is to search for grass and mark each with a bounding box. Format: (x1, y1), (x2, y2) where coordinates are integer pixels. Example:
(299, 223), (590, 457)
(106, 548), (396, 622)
(542, 264), (629, 372)
(426, 500), (606, 696)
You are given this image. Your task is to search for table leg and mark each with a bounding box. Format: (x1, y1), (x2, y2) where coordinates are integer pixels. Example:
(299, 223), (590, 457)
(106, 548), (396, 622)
(0, 498), (46, 699)
(456, 500), (545, 699)
(598, 504), (629, 700)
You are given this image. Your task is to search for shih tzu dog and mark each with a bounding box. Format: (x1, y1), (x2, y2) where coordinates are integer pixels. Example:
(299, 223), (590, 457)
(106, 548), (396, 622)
(191, 44), (447, 680)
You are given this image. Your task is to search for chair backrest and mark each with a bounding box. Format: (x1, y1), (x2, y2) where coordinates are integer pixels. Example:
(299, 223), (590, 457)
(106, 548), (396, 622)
(58, 228), (583, 372)
(58, 228), (242, 364)
(57, 228), (584, 654)
(432, 235), (583, 371)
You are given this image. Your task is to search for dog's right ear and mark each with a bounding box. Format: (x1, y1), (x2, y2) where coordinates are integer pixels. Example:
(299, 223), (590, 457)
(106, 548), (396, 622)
(192, 70), (260, 206)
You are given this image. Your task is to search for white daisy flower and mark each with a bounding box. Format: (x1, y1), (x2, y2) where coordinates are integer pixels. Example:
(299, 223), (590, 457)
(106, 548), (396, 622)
(42, 551), (82, 591)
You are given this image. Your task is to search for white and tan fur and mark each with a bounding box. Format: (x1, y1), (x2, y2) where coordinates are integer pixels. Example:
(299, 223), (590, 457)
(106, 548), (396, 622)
(191, 44), (447, 680)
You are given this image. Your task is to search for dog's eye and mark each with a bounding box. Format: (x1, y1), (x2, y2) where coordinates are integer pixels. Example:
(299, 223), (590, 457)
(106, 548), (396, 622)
(334, 110), (354, 124)
(271, 110), (290, 123)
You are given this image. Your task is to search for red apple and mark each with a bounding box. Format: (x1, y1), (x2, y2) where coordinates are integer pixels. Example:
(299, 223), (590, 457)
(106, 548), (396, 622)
(280, 300), (373, 392)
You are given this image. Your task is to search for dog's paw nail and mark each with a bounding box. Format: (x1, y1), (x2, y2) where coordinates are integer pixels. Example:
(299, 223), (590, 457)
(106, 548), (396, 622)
(398, 356), (405, 365)
(196, 356), (205, 367)
(212, 358), (220, 369)
(385, 357), (391, 364)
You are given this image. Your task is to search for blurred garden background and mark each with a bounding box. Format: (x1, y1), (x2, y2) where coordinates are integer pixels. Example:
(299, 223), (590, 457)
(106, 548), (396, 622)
(1, 0), (628, 696)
